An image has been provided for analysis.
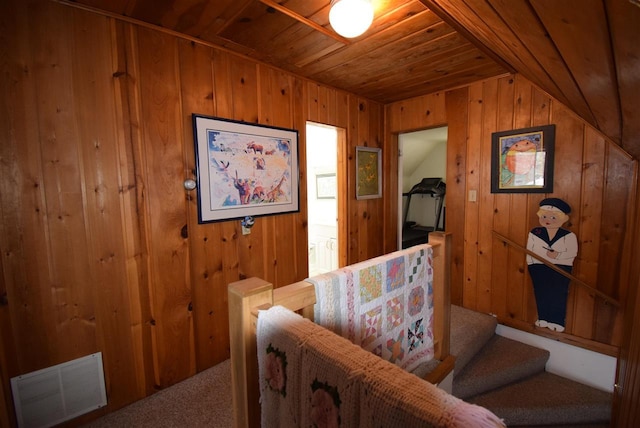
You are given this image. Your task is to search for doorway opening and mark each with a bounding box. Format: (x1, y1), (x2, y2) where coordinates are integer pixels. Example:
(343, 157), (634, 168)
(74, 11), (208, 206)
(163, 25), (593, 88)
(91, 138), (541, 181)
(398, 126), (448, 249)
(306, 122), (344, 276)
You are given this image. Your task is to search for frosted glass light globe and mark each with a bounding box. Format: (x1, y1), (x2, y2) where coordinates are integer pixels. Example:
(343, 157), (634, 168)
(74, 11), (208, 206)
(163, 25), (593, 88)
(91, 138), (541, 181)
(329, 0), (374, 38)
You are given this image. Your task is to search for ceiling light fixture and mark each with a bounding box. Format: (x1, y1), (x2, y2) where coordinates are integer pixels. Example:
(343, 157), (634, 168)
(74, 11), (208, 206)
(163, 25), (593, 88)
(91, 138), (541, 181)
(329, 0), (374, 38)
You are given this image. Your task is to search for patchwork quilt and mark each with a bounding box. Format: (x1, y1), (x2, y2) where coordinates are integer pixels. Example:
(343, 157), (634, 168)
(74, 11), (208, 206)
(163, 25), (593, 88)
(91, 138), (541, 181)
(308, 244), (434, 372)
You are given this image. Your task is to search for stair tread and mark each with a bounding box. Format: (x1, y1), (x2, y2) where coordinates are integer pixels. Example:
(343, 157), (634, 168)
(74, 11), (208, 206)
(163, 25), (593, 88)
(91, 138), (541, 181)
(467, 371), (612, 426)
(450, 305), (497, 375)
(453, 334), (550, 399)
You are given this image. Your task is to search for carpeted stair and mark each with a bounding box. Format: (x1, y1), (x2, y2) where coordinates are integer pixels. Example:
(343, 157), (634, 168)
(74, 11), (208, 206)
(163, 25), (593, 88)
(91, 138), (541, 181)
(449, 305), (612, 427)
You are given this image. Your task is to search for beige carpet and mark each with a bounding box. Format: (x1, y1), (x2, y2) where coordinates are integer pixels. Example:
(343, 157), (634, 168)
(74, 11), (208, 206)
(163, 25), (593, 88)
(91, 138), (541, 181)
(84, 359), (233, 428)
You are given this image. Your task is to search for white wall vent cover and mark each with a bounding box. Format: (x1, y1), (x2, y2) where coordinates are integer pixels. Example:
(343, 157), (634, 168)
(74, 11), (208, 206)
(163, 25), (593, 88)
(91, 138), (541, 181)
(10, 352), (107, 428)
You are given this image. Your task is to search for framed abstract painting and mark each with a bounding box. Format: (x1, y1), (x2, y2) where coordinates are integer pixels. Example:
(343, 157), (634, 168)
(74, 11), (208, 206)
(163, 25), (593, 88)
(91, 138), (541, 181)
(491, 124), (555, 193)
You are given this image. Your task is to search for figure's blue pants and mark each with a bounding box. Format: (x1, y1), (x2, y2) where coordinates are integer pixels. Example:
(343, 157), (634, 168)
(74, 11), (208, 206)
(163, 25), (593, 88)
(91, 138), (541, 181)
(527, 264), (572, 326)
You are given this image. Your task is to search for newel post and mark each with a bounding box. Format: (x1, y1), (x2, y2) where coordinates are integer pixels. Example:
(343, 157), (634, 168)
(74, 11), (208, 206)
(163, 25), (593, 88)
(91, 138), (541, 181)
(228, 277), (273, 428)
(429, 231), (452, 361)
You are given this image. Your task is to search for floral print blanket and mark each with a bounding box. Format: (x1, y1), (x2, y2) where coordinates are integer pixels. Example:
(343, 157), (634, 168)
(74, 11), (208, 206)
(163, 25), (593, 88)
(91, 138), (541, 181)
(308, 244), (434, 373)
(256, 306), (506, 428)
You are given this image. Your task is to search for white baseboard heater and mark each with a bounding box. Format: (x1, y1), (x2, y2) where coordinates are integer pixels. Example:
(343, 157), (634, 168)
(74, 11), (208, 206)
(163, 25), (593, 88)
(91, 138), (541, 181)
(10, 352), (107, 428)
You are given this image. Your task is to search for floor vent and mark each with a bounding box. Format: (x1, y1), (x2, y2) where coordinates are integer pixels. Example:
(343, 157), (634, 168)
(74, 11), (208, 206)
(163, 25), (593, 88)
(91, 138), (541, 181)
(10, 352), (107, 428)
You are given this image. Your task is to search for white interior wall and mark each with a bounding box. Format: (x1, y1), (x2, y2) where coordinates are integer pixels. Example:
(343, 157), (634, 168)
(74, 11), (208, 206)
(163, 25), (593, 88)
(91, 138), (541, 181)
(405, 141), (447, 230)
(496, 324), (616, 392)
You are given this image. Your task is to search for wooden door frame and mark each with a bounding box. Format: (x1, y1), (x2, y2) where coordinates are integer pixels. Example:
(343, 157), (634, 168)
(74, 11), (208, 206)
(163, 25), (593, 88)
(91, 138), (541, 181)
(336, 126), (348, 269)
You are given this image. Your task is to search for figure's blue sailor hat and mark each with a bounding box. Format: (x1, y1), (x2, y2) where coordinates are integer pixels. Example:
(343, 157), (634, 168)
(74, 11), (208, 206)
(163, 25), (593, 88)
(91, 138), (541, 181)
(539, 198), (571, 214)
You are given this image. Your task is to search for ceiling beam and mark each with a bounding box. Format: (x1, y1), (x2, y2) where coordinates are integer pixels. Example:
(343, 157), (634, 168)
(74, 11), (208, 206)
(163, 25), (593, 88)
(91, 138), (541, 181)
(258, 0), (351, 44)
(418, 0), (515, 73)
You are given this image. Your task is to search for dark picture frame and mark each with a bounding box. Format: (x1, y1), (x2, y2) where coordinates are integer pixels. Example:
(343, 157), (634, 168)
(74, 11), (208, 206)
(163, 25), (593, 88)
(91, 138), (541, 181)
(192, 114), (299, 223)
(491, 124), (555, 193)
(355, 146), (382, 200)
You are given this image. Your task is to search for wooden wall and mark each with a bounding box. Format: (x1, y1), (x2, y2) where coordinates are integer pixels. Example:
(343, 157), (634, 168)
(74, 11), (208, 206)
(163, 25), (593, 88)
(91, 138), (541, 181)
(2, 0), (636, 425)
(614, 188), (640, 426)
(0, 0), (384, 424)
(385, 74), (637, 355)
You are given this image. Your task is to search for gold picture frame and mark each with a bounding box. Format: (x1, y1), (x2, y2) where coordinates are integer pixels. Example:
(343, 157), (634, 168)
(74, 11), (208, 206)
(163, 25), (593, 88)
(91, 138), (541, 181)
(355, 146), (382, 200)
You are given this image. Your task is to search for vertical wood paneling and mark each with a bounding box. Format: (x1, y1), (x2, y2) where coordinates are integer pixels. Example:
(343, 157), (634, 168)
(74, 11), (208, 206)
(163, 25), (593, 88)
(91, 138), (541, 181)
(293, 78), (309, 276)
(33, 0), (95, 363)
(463, 82), (483, 310)
(525, 87), (552, 323)
(386, 92), (447, 134)
(505, 76), (532, 322)
(325, 87), (337, 125)
(386, 72), (634, 355)
(335, 90), (350, 130)
(491, 76), (515, 319)
(0, 0), (54, 376)
(272, 71), (300, 286)
(572, 128), (605, 339)
(0, 1), (386, 423)
(550, 104), (588, 335)
(317, 84), (329, 125)
(445, 87), (468, 306)
(383, 106), (399, 255)
(347, 98), (358, 261)
(307, 81), (319, 123)
(136, 26), (194, 386)
(4, 0), (635, 423)
(476, 78), (499, 315)
(221, 55), (264, 283)
(258, 66), (300, 286)
(615, 187), (640, 425)
(210, 50), (242, 296)
(0, 3), (32, 421)
(370, 101), (385, 258)
(178, 40), (224, 371)
(549, 106), (584, 212)
(354, 98), (370, 262)
(70, 7), (142, 407)
(615, 162), (638, 350)
(596, 144), (635, 345)
(255, 71), (279, 286)
(111, 21), (155, 401)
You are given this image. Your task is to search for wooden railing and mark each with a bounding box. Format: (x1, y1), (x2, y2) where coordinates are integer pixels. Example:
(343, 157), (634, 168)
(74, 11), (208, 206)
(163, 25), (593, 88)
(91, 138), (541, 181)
(493, 231), (620, 307)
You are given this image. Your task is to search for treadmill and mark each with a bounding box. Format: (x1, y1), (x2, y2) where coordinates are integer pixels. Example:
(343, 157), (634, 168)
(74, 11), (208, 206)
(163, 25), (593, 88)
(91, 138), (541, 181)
(402, 178), (446, 249)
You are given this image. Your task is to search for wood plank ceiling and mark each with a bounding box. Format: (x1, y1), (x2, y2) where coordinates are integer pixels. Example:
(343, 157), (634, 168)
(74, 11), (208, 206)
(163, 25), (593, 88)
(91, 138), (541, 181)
(66, 0), (640, 158)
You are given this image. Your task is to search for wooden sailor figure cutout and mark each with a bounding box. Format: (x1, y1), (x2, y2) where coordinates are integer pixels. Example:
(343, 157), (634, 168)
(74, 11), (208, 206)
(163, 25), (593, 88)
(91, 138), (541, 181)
(526, 198), (578, 333)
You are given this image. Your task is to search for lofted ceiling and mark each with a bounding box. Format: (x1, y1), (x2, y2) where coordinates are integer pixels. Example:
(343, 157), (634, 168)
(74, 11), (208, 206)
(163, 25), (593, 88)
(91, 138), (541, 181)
(65, 0), (640, 158)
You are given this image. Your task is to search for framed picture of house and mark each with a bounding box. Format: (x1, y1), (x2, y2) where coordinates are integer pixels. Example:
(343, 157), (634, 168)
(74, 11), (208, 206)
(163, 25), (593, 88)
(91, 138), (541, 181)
(356, 146), (382, 200)
(192, 114), (299, 223)
(491, 124), (555, 193)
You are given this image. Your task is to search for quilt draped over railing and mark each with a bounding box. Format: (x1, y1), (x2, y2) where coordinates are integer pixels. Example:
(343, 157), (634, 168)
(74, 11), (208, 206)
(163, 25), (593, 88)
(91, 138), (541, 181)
(307, 244), (434, 372)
